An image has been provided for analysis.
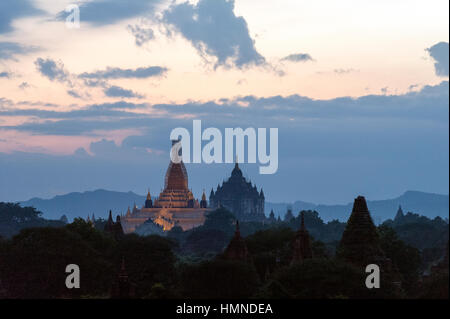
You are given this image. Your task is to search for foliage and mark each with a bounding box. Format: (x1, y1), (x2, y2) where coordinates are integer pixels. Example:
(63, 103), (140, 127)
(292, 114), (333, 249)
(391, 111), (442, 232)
(179, 259), (260, 298)
(0, 202), (64, 238)
(377, 225), (421, 293)
(382, 213), (449, 251)
(274, 258), (398, 299)
(0, 227), (113, 298)
(113, 234), (177, 297)
(245, 227), (328, 280)
(419, 273), (449, 299)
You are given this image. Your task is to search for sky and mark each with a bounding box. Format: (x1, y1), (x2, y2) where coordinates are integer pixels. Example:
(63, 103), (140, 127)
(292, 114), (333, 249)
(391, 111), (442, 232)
(0, 0), (449, 205)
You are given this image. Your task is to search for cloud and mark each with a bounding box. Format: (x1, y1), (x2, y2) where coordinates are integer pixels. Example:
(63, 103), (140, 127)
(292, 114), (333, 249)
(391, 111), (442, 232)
(334, 68), (358, 75)
(103, 85), (144, 98)
(35, 58), (151, 99)
(161, 0), (265, 69)
(79, 66), (167, 79)
(34, 58), (71, 84)
(0, 101), (148, 119)
(19, 82), (30, 89)
(0, 98), (13, 109)
(0, 0), (43, 34)
(0, 71), (12, 78)
(427, 42), (449, 77)
(0, 42), (38, 60)
(67, 90), (83, 99)
(56, 0), (162, 26)
(3, 81), (448, 136)
(280, 53), (313, 63)
(127, 24), (155, 46)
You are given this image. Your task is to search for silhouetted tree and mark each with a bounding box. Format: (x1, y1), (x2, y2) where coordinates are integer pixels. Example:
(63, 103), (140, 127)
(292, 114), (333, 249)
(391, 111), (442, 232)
(179, 259), (260, 298)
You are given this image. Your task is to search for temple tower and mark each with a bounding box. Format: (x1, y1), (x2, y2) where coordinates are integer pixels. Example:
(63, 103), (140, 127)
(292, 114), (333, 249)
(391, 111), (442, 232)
(291, 211), (313, 264)
(209, 162), (265, 222)
(394, 205), (404, 221)
(223, 221), (250, 262)
(104, 210), (114, 233)
(200, 190), (207, 208)
(110, 257), (135, 299)
(145, 189), (153, 208)
(337, 196), (385, 266)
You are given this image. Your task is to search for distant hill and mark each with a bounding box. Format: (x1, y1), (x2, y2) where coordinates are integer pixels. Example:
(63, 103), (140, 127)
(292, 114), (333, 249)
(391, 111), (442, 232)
(20, 189), (146, 221)
(19, 190), (449, 223)
(266, 191), (449, 224)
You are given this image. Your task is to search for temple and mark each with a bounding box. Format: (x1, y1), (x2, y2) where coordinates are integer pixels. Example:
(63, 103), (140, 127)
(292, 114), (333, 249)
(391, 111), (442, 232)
(394, 205), (404, 221)
(209, 162), (265, 222)
(337, 196), (386, 266)
(110, 257), (135, 299)
(291, 211), (313, 264)
(222, 221), (250, 262)
(104, 210), (125, 240)
(121, 140), (211, 233)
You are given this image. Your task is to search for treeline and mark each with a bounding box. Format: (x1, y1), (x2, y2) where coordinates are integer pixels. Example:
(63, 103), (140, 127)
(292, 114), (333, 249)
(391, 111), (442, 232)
(0, 204), (448, 299)
(0, 202), (65, 238)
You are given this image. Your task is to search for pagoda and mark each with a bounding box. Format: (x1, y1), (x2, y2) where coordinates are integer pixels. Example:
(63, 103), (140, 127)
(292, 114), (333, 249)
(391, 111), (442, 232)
(337, 196), (386, 266)
(121, 140), (211, 233)
(104, 210), (124, 240)
(222, 221), (250, 262)
(110, 257), (135, 299)
(209, 162), (265, 222)
(394, 205), (404, 221)
(291, 211), (313, 264)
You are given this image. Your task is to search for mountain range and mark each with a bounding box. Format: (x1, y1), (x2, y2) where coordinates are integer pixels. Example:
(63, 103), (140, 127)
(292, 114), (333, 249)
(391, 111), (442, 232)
(19, 189), (449, 224)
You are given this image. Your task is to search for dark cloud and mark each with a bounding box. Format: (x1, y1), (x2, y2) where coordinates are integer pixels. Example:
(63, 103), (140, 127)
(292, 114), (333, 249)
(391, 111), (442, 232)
(150, 81), (448, 122)
(103, 85), (144, 98)
(3, 81), (448, 137)
(56, 0), (162, 26)
(67, 90), (83, 99)
(34, 58), (165, 99)
(162, 0), (265, 69)
(79, 66), (167, 79)
(0, 0), (43, 34)
(427, 42), (449, 77)
(280, 53), (313, 63)
(127, 24), (155, 46)
(0, 41), (38, 60)
(34, 58), (71, 84)
(19, 82), (30, 89)
(0, 71), (11, 78)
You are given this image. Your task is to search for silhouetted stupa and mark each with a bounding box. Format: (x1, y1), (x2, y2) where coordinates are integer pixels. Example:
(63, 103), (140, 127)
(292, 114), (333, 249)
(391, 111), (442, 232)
(223, 221), (250, 262)
(291, 211), (313, 264)
(210, 162), (265, 222)
(110, 257), (135, 299)
(337, 196), (385, 266)
(394, 205), (404, 221)
(104, 210), (124, 240)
